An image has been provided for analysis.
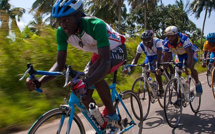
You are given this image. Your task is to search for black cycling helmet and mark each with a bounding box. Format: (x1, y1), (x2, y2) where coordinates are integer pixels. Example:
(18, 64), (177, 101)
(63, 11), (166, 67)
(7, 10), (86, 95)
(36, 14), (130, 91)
(141, 30), (154, 39)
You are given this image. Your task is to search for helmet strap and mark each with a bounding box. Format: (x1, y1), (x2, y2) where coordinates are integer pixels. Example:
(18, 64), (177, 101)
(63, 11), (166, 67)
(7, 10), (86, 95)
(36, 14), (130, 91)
(74, 12), (84, 34)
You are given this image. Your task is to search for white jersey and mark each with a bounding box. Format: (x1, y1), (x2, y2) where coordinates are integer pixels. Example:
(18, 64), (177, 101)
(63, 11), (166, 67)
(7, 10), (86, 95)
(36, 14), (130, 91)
(136, 37), (163, 56)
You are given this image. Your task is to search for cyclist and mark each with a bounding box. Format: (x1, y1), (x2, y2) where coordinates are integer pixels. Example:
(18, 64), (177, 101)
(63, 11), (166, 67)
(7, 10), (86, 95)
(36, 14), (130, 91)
(26, 0), (126, 132)
(202, 33), (215, 69)
(162, 26), (202, 101)
(124, 30), (164, 96)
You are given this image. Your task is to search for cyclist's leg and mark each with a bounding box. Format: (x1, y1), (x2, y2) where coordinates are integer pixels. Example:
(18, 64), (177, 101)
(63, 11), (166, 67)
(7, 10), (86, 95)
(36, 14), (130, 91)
(150, 55), (164, 94)
(209, 52), (215, 68)
(106, 45), (127, 132)
(144, 56), (150, 77)
(190, 52), (203, 95)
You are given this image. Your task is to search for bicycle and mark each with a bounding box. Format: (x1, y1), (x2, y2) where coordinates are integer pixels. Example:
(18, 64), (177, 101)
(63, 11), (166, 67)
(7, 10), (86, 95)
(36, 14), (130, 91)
(162, 60), (201, 128)
(124, 62), (171, 120)
(19, 63), (143, 134)
(201, 57), (215, 98)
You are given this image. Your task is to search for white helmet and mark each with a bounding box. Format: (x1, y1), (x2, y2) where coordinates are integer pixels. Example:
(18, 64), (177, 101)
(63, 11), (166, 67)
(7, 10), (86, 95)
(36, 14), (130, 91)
(165, 26), (178, 36)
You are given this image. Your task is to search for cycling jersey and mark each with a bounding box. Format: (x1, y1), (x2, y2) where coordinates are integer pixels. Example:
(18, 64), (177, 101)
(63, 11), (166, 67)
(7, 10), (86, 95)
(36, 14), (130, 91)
(203, 40), (215, 52)
(163, 32), (198, 55)
(56, 17), (125, 53)
(136, 37), (162, 56)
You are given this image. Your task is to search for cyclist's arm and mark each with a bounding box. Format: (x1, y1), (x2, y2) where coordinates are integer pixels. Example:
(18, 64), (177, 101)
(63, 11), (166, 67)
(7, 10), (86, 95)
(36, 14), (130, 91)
(157, 49), (162, 63)
(39, 50), (67, 84)
(184, 46), (193, 68)
(203, 51), (208, 60)
(131, 53), (141, 65)
(38, 27), (68, 85)
(84, 46), (111, 87)
(162, 51), (171, 69)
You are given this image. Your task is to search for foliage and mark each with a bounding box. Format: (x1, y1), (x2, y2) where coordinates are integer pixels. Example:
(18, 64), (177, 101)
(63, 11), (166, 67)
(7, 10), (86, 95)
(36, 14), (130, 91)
(126, 0), (201, 39)
(30, 0), (56, 26)
(189, 0), (215, 44)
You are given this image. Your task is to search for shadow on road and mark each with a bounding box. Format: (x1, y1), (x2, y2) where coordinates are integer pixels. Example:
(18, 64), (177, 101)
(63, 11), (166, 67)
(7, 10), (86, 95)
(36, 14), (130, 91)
(139, 109), (215, 133)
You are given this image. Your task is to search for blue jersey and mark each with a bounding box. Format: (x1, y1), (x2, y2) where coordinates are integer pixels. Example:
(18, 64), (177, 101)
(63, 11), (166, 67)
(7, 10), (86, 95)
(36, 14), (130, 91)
(163, 32), (198, 55)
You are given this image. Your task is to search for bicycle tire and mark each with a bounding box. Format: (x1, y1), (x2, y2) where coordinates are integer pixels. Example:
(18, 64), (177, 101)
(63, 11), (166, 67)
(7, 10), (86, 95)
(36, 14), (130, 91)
(115, 90), (143, 134)
(207, 65), (213, 87)
(211, 68), (215, 99)
(28, 108), (85, 134)
(158, 71), (170, 108)
(131, 77), (150, 120)
(164, 78), (182, 128)
(189, 78), (201, 113)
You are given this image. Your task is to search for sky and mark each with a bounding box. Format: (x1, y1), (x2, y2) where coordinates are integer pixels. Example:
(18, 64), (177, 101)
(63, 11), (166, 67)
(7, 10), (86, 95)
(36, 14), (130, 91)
(9, 0), (215, 36)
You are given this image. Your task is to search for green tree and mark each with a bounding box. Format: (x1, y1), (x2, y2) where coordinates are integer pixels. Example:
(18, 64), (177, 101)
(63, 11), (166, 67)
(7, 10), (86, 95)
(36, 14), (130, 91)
(128, 0), (159, 30)
(86, 0), (127, 33)
(0, 0), (25, 38)
(0, 0), (11, 36)
(9, 7), (25, 35)
(30, 0), (55, 27)
(189, 0), (215, 44)
(126, 0), (200, 39)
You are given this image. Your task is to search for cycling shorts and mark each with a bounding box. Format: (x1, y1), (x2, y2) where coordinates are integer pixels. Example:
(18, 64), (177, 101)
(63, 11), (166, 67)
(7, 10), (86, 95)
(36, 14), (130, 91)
(144, 55), (157, 64)
(178, 52), (198, 67)
(84, 44), (127, 74)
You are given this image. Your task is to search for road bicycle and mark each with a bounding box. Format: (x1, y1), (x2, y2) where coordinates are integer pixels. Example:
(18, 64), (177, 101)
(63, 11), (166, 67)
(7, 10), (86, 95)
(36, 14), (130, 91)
(124, 62), (171, 120)
(162, 60), (201, 128)
(19, 63), (143, 134)
(201, 57), (215, 99)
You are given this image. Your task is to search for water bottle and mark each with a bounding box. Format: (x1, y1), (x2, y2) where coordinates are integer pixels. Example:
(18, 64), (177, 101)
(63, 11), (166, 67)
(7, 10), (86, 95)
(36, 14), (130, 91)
(89, 103), (105, 127)
(184, 76), (191, 100)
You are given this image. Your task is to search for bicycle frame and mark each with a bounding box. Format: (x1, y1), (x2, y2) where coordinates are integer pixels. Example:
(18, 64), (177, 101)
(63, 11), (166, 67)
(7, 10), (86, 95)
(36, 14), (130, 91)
(173, 64), (193, 102)
(65, 83), (135, 134)
(141, 66), (158, 99)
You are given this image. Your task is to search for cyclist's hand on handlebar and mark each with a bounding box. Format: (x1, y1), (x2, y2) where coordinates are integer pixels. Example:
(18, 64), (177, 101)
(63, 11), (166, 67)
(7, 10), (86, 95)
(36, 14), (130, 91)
(201, 61), (206, 68)
(123, 67), (131, 74)
(69, 79), (87, 96)
(26, 78), (41, 91)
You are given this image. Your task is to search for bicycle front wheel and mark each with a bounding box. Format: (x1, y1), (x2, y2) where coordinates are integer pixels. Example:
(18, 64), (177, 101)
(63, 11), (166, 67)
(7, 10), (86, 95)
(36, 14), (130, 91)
(207, 65), (213, 87)
(131, 77), (150, 120)
(189, 78), (201, 113)
(115, 90), (143, 134)
(211, 68), (215, 99)
(28, 108), (85, 134)
(164, 78), (182, 128)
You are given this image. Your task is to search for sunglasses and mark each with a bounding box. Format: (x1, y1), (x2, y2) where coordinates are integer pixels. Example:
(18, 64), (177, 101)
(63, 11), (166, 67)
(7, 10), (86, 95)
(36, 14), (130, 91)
(143, 39), (152, 45)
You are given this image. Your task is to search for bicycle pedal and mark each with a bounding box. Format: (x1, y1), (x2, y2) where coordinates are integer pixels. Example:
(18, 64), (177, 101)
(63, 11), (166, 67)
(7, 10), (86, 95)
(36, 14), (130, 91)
(121, 118), (128, 128)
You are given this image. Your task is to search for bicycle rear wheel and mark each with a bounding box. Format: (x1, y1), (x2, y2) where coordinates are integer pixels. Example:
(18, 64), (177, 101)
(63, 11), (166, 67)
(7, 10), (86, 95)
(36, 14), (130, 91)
(189, 78), (201, 113)
(131, 77), (150, 120)
(211, 68), (215, 99)
(28, 108), (85, 134)
(164, 78), (182, 128)
(207, 65), (213, 87)
(115, 90), (143, 134)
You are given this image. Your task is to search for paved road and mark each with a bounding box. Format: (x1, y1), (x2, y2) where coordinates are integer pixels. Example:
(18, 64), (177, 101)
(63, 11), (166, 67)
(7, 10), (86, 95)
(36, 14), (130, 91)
(141, 72), (215, 134)
(14, 72), (215, 134)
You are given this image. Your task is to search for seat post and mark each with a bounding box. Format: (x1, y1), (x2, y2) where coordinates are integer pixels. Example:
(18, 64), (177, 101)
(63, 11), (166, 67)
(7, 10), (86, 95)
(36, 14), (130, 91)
(113, 70), (118, 83)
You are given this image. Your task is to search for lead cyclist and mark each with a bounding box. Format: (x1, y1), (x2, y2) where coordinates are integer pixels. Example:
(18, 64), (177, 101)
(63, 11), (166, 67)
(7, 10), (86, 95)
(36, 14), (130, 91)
(26, 0), (127, 132)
